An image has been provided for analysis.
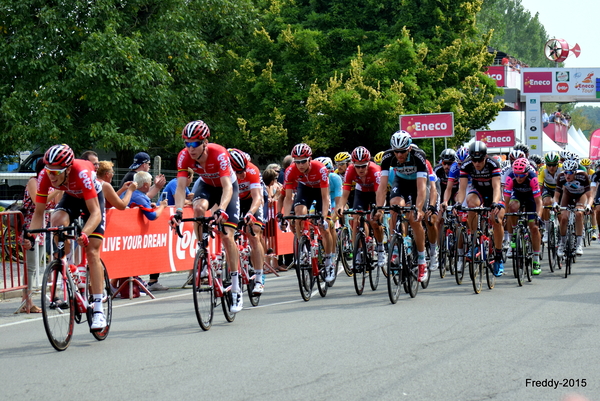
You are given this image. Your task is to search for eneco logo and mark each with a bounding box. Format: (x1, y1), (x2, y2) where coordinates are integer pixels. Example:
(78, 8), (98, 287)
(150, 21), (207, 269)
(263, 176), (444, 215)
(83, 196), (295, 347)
(523, 72), (552, 93)
(557, 83), (569, 93)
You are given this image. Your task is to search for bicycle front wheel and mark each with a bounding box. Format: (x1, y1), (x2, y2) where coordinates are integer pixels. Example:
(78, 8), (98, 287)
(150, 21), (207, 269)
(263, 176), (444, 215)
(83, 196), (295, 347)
(41, 261), (75, 351)
(296, 236), (313, 301)
(221, 265), (237, 322)
(525, 236), (533, 283)
(192, 251), (214, 331)
(405, 239), (419, 298)
(515, 230), (525, 286)
(90, 260), (113, 341)
(547, 220), (556, 273)
(470, 233), (483, 294)
(352, 235), (367, 295)
(316, 240), (328, 297)
(368, 238), (380, 291)
(387, 235), (403, 304)
(338, 226), (353, 277)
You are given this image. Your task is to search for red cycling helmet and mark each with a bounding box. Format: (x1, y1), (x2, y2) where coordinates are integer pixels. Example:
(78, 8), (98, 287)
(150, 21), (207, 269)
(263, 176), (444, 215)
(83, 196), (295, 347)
(228, 148), (247, 173)
(43, 144), (75, 168)
(351, 146), (371, 164)
(182, 120), (210, 140)
(291, 143), (312, 158)
(512, 158), (529, 175)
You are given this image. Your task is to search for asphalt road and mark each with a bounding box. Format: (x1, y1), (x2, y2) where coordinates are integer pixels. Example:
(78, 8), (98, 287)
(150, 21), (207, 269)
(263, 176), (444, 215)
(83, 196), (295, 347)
(1, 247), (599, 401)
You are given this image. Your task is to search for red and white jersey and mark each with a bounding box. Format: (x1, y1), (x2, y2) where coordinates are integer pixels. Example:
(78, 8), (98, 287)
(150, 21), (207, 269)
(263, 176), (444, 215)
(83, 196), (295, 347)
(284, 160), (329, 190)
(36, 159), (101, 202)
(237, 162), (263, 200)
(343, 162), (381, 192)
(176, 143), (236, 187)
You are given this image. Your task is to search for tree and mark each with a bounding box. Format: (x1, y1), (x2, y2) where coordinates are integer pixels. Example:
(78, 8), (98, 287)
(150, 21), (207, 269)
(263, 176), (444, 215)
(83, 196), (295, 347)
(0, 0), (258, 164)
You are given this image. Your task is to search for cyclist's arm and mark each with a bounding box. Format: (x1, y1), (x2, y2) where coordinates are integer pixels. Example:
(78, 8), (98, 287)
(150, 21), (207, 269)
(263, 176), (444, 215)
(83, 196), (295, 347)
(456, 176), (468, 204)
(320, 186), (330, 217)
(492, 175), (502, 204)
(535, 195), (543, 218)
(376, 174), (388, 207)
(415, 176), (427, 211)
(217, 175), (233, 211)
(283, 188), (294, 216)
(429, 179), (438, 206)
(174, 176), (189, 210)
(248, 187), (263, 215)
(82, 196), (102, 237)
(28, 202), (47, 232)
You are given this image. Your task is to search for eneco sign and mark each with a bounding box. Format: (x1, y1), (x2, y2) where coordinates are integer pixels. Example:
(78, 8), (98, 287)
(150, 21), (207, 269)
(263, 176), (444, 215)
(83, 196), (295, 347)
(400, 112), (454, 139)
(475, 129), (515, 147)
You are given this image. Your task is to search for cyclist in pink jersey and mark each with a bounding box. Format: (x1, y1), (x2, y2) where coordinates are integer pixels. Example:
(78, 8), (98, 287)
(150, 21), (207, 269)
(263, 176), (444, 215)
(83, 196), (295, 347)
(281, 143), (335, 281)
(228, 148), (266, 294)
(170, 120), (243, 314)
(24, 144), (108, 330)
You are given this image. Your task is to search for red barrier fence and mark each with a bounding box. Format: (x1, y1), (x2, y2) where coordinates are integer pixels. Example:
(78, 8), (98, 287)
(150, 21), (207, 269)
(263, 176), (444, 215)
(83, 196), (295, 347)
(0, 211), (27, 294)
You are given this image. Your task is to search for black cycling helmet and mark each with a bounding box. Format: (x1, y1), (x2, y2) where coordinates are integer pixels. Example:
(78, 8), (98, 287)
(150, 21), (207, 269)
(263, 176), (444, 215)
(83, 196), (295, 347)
(469, 141), (487, 161)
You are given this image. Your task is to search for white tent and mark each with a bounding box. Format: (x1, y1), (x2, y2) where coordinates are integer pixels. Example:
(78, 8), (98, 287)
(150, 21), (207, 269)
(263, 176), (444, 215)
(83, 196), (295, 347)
(566, 128), (588, 157)
(543, 133), (563, 152)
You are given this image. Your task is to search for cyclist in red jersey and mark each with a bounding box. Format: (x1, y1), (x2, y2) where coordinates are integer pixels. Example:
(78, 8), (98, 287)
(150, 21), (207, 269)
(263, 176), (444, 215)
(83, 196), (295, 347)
(281, 143), (335, 281)
(24, 144), (107, 330)
(170, 120), (243, 314)
(228, 148), (266, 294)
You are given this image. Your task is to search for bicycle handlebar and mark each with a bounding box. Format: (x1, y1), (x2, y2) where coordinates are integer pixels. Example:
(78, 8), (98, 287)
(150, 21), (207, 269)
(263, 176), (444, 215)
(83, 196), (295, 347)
(175, 215), (219, 238)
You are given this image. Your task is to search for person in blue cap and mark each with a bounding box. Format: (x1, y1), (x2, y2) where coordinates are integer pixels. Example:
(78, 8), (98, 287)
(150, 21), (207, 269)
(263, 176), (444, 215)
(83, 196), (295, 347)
(119, 152), (166, 199)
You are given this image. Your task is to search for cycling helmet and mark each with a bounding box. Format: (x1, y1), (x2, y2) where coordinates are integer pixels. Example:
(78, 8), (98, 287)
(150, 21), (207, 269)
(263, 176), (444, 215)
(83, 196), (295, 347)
(545, 151), (560, 165)
(440, 149), (456, 162)
(501, 160), (511, 170)
(182, 120), (210, 140)
(469, 141), (487, 161)
(351, 146), (371, 164)
(227, 148), (247, 173)
(581, 158), (592, 167)
(456, 147), (469, 162)
(315, 156), (333, 171)
(390, 130), (412, 150)
(559, 150), (569, 160)
(374, 151), (385, 165)
(512, 158), (529, 175)
(492, 155), (502, 165)
(509, 149), (525, 162)
(562, 159), (579, 172)
(291, 143), (312, 158)
(530, 154), (543, 166)
(334, 152), (351, 163)
(513, 143), (530, 156)
(44, 144), (75, 168)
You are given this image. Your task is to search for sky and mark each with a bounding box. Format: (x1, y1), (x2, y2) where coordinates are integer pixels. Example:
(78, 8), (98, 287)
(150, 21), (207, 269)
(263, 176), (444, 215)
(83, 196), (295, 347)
(519, 0), (599, 108)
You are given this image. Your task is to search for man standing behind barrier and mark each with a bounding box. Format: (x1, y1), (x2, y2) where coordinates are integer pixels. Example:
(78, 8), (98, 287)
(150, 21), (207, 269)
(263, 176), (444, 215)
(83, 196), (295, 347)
(170, 120), (243, 314)
(120, 152), (166, 200)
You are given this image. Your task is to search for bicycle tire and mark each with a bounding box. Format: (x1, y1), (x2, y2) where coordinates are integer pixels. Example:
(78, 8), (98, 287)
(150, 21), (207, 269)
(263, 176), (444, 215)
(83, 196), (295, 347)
(41, 261), (75, 351)
(515, 229), (525, 286)
(90, 260), (112, 340)
(547, 220), (556, 273)
(438, 229), (449, 279)
(316, 240), (328, 297)
(565, 230), (573, 278)
(387, 235), (403, 304)
(246, 260), (261, 307)
(380, 226), (390, 279)
(221, 263), (237, 323)
(454, 229), (467, 285)
(352, 235), (367, 295)
(525, 236), (533, 283)
(470, 233), (483, 294)
(338, 226), (353, 277)
(447, 231), (456, 276)
(485, 234), (496, 290)
(192, 251), (214, 330)
(368, 237), (380, 291)
(296, 236), (313, 301)
(405, 237), (419, 298)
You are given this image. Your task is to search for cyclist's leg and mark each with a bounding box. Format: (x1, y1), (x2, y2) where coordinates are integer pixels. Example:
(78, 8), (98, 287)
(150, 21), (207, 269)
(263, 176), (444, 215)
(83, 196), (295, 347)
(506, 198), (520, 256)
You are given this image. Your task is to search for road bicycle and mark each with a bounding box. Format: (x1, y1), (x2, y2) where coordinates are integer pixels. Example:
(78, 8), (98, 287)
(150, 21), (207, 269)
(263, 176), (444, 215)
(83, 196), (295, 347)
(583, 210), (593, 247)
(25, 223), (112, 351)
(453, 211), (470, 286)
(544, 206), (560, 273)
(462, 206), (496, 294)
(342, 209), (385, 295)
(438, 206), (457, 279)
(381, 205), (418, 304)
(558, 205), (583, 278)
(505, 211), (536, 286)
(235, 220), (262, 307)
(336, 216), (354, 277)
(282, 213), (333, 301)
(175, 215), (235, 331)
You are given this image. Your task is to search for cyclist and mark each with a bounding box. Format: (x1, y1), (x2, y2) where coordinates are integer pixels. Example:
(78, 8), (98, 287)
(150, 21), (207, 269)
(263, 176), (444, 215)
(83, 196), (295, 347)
(504, 158), (543, 274)
(538, 151), (562, 243)
(316, 156), (342, 261)
(553, 159), (591, 257)
(170, 120), (243, 314)
(456, 141), (505, 276)
(336, 146), (384, 266)
(591, 162), (600, 240)
(25, 144), (107, 330)
(334, 151), (354, 206)
(281, 143), (335, 281)
(228, 148), (266, 295)
(375, 130), (429, 282)
(435, 149), (456, 206)
(581, 158), (597, 238)
(374, 151), (385, 166)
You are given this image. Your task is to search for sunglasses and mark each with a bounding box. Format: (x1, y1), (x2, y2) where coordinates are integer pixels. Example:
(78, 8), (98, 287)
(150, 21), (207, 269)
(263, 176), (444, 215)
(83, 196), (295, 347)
(45, 167), (67, 176)
(442, 161), (453, 166)
(564, 170), (575, 175)
(472, 158), (485, 163)
(184, 141), (203, 148)
(546, 164), (558, 167)
(515, 173), (528, 178)
(335, 162), (347, 167)
(354, 164), (368, 169)
(393, 149), (408, 154)
(294, 159), (309, 165)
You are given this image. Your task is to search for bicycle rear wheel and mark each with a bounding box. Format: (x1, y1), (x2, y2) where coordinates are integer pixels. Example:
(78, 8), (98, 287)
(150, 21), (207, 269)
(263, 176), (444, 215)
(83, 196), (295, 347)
(525, 237), (533, 283)
(565, 231), (573, 278)
(380, 226), (389, 279)
(41, 261), (75, 351)
(454, 229), (467, 285)
(316, 240), (328, 297)
(338, 226), (353, 277)
(368, 238), (380, 291)
(296, 236), (313, 301)
(485, 234), (495, 290)
(387, 235), (403, 304)
(352, 235), (367, 295)
(246, 262), (261, 307)
(221, 263), (237, 322)
(470, 233), (483, 294)
(547, 220), (556, 273)
(90, 260), (112, 340)
(405, 239), (419, 298)
(515, 230), (525, 286)
(192, 251), (214, 331)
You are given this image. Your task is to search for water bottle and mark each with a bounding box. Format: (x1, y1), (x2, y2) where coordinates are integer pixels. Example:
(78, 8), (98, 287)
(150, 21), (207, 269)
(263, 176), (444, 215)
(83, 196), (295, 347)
(309, 200), (316, 214)
(404, 236), (412, 254)
(76, 264), (87, 289)
(366, 236), (374, 254)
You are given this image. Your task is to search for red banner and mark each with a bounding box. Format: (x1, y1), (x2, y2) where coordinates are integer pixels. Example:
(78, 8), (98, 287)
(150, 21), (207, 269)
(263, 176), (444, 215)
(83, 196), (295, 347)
(400, 112), (454, 138)
(475, 129), (515, 148)
(485, 66), (506, 87)
(589, 129), (600, 160)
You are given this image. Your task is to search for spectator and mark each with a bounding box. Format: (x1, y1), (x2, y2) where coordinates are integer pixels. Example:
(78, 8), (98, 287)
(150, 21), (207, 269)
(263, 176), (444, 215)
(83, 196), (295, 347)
(17, 160), (63, 313)
(120, 152), (166, 199)
(542, 109), (549, 128)
(501, 56), (509, 66)
(278, 155), (292, 185)
(162, 168), (194, 206)
(80, 150), (99, 171)
(126, 171), (169, 291)
(97, 161), (137, 210)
